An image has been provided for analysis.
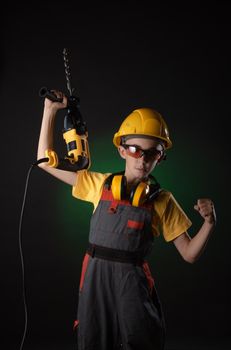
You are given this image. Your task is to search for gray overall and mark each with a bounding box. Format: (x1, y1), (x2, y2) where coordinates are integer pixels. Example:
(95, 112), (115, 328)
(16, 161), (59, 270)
(76, 183), (166, 350)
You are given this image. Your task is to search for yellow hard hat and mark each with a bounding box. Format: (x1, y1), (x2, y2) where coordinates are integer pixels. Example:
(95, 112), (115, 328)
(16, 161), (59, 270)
(113, 108), (172, 149)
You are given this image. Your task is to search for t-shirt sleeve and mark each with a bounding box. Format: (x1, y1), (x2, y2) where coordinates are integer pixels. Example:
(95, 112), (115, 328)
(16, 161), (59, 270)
(72, 170), (111, 210)
(153, 191), (192, 242)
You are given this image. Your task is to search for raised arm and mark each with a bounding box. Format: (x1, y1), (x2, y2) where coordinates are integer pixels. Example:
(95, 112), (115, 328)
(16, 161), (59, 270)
(37, 90), (78, 186)
(173, 198), (216, 263)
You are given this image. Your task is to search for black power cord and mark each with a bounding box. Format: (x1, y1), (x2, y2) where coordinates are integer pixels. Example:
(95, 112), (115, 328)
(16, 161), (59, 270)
(19, 158), (48, 350)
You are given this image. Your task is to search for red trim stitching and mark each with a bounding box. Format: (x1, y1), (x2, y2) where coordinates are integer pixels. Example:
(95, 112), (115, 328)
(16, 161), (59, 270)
(101, 189), (130, 206)
(127, 220), (144, 230)
(79, 253), (90, 291)
(73, 319), (79, 331)
(142, 261), (155, 294)
(101, 188), (152, 210)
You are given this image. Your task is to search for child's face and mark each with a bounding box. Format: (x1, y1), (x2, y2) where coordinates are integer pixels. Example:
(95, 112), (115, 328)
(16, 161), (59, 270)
(118, 137), (164, 184)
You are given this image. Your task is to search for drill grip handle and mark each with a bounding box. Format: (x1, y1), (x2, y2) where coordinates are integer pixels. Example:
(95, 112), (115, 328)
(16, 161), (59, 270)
(39, 87), (63, 103)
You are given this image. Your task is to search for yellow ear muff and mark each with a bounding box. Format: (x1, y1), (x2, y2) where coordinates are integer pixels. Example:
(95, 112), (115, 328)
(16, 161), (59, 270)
(131, 182), (149, 207)
(111, 175), (126, 201)
(110, 173), (159, 206)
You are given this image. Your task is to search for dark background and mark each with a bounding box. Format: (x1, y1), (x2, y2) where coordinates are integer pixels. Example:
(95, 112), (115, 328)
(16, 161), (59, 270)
(2, 2), (230, 349)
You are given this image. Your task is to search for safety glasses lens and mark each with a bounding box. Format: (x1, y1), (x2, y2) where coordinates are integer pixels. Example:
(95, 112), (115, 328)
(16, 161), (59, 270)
(126, 146), (142, 158)
(123, 145), (161, 159)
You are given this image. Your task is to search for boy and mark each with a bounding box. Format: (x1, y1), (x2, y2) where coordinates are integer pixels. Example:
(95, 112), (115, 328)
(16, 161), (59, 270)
(37, 90), (216, 350)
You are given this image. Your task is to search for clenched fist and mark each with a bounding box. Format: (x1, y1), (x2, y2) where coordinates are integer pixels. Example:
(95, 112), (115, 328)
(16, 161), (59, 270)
(194, 199), (216, 224)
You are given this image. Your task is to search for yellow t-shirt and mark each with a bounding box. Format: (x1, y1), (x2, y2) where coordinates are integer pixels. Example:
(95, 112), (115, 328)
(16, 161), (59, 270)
(72, 170), (192, 242)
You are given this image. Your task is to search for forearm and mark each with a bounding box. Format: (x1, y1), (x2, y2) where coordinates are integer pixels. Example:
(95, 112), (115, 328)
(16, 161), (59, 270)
(37, 108), (56, 161)
(174, 198), (216, 263)
(186, 221), (215, 262)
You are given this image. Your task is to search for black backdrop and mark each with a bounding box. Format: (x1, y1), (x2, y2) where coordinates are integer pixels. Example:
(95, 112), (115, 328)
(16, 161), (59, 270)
(2, 2), (230, 349)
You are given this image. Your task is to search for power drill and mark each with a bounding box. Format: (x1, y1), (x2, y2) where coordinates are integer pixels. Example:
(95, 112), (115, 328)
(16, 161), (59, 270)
(39, 48), (91, 171)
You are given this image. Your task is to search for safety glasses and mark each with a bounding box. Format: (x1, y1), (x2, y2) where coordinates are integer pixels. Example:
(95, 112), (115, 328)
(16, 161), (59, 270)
(122, 144), (163, 160)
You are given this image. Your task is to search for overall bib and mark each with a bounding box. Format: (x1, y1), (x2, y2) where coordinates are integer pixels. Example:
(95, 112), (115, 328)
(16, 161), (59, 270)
(76, 184), (166, 350)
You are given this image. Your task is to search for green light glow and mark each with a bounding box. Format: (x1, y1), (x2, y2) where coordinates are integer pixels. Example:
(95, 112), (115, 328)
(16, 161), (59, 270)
(55, 132), (211, 259)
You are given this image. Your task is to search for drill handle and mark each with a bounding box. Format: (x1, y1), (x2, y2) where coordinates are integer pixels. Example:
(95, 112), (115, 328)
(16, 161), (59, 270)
(39, 87), (63, 103)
